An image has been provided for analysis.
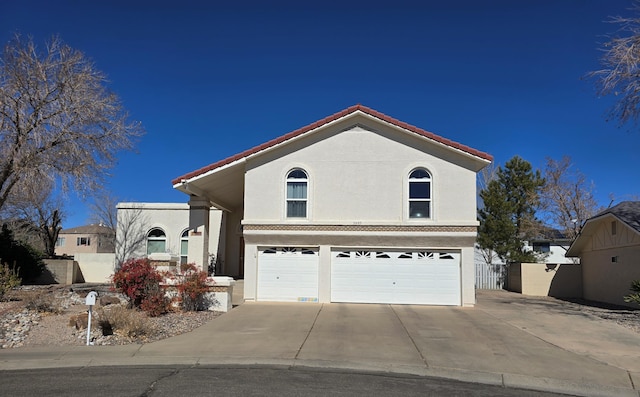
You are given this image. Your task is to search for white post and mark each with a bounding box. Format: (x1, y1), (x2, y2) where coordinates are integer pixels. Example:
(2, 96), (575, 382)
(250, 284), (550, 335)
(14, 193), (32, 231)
(85, 291), (97, 346)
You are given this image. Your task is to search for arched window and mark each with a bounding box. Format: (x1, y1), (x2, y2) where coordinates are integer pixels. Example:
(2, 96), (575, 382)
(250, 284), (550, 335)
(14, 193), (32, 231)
(286, 169), (308, 218)
(180, 229), (189, 265)
(408, 169), (431, 219)
(147, 228), (167, 255)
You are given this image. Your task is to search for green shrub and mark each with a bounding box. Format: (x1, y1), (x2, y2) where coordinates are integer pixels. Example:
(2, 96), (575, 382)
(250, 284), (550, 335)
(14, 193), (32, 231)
(624, 280), (640, 306)
(112, 258), (168, 316)
(0, 263), (21, 301)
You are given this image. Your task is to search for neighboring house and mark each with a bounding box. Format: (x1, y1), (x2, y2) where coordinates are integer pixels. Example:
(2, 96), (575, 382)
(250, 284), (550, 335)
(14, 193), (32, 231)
(171, 105), (492, 306)
(55, 224), (115, 256)
(115, 203), (224, 268)
(566, 201), (640, 307)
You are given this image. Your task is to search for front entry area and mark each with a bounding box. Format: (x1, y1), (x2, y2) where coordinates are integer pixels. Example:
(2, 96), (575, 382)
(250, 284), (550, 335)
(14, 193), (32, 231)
(331, 249), (461, 305)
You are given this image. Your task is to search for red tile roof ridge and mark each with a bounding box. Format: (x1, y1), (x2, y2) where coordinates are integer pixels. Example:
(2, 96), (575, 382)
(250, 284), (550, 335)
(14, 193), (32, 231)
(172, 105), (493, 185)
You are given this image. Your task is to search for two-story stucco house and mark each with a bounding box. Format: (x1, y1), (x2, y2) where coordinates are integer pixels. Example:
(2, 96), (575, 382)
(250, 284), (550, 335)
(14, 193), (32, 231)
(173, 105), (492, 306)
(55, 224), (115, 257)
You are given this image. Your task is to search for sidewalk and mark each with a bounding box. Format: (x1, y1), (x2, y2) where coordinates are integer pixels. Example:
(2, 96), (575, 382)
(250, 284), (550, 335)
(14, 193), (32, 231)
(0, 290), (639, 397)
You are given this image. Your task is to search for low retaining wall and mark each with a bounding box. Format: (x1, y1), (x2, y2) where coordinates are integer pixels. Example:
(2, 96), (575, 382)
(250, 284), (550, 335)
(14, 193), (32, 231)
(162, 276), (235, 312)
(508, 263), (582, 298)
(40, 259), (83, 284)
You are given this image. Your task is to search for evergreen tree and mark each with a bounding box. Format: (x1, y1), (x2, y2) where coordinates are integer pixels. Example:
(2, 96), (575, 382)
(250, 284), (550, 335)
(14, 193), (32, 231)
(478, 156), (544, 263)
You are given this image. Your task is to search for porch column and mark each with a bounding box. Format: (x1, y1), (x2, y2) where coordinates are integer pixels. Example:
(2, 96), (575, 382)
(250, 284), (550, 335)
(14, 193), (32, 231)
(187, 196), (210, 271)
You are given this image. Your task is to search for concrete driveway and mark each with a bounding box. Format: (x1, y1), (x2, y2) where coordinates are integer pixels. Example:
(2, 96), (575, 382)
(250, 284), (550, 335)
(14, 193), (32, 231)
(130, 290), (640, 396)
(1, 290), (639, 396)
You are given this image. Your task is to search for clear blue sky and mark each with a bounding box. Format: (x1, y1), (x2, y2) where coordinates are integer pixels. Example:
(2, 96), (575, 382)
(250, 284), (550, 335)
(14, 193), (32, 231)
(2, 0), (638, 228)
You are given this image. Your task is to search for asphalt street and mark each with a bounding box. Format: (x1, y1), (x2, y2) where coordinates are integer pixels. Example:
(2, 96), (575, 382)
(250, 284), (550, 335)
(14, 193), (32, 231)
(0, 365), (570, 397)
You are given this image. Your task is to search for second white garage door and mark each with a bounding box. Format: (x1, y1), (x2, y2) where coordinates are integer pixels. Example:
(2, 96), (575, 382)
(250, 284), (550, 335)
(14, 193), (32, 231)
(257, 247), (319, 302)
(331, 250), (461, 305)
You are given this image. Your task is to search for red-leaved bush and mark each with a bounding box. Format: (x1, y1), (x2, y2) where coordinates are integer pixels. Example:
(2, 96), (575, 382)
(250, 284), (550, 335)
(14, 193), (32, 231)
(176, 263), (212, 311)
(112, 258), (169, 316)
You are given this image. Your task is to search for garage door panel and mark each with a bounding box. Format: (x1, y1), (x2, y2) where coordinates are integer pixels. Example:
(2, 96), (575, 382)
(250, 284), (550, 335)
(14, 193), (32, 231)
(258, 247), (319, 302)
(331, 249), (461, 305)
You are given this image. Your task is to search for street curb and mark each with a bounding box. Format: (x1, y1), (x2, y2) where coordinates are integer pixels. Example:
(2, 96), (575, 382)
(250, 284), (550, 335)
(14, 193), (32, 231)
(1, 353), (637, 397)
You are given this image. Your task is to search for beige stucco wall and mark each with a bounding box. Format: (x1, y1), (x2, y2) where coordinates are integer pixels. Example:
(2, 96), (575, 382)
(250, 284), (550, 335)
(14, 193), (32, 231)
(75, 253), (116, 283)
(574, 218), (640, 308)
(243, 125), (478, 224)
(508, 263), (582, 298)
(55, 232), (114, 256)
(581, 246), (640, 307)
(117, 203), (223, 265)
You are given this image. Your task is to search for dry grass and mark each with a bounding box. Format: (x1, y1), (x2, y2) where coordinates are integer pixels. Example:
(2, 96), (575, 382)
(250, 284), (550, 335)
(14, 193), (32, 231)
(21, 290), (65, 314)
(96, 305), (157, 339)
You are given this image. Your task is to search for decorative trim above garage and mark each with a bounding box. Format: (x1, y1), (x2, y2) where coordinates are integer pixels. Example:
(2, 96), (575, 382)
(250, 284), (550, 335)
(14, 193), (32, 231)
(243, 224), (477, 233)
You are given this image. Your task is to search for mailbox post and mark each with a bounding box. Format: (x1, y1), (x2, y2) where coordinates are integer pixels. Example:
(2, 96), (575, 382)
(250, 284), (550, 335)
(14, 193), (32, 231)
(85, 291), (97, 346)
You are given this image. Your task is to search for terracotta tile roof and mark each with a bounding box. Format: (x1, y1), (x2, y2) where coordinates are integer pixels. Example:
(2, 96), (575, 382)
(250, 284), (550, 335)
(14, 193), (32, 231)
(172, 104), (493, 184)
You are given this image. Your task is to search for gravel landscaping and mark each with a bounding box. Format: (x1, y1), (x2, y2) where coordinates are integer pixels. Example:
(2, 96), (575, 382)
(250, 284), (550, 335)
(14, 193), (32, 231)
(0, 285), (221, 348)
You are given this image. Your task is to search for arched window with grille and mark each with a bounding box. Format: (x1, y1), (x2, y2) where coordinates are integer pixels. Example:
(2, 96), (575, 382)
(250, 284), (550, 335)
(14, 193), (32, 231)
(147, 228), (167, 255)
(286, 168), (308, 218)
(408, 168), (431, 219)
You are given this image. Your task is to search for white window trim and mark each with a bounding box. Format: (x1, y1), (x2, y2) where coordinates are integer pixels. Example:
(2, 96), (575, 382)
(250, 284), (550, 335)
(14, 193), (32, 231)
(406, 167), (433, 221)
(285, 168), (309, 220)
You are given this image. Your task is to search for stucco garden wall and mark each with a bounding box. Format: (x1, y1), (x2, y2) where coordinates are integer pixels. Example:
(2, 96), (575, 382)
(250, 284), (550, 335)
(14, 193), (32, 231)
(74, 253), (116, 283)
(508, 263), (582, 298)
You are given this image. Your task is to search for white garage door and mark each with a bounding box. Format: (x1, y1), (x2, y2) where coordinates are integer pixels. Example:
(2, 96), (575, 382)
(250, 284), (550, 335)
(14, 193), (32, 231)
(257, 247), (319, 302)
(331, 250), (461, 305)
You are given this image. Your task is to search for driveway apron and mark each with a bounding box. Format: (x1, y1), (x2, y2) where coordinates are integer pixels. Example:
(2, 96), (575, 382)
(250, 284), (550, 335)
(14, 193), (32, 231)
(392, 304), (632, 389)
(139, 303), (320, 360)
(296, 303), (425, 370)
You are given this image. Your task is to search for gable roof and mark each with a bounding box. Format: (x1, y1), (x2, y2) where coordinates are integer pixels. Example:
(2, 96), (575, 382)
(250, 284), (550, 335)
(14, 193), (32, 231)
(172, 104), (493, 185)
(595, 201), (640, 233)
(565, 201), (640, 257)
(60, 224), (114, 235)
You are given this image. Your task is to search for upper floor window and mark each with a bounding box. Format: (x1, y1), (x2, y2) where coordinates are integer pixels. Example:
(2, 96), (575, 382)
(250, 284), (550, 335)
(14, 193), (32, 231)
(56, 237), (66, 247)
(286, 169), (308, 218)
(147, 228), (166, 255)
(180, 229), (189, 265)
(409, 169), (431, 219)
(77, 237), (91, 246)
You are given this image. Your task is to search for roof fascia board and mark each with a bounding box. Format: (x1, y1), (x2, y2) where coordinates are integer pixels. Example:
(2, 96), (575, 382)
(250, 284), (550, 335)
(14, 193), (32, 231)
(242, 110), (356, 162)
(175, 182), (234, 213)
(358, 112), (492, 165)
(175, 158), (246, 186)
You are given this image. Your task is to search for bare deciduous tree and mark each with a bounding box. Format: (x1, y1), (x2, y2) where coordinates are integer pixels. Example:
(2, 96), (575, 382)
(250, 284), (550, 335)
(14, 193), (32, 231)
(90, 194), (148, 267)
(590, 3), (640, 127)
(0, 34), (144, 212)
(540, 156), (600, 241)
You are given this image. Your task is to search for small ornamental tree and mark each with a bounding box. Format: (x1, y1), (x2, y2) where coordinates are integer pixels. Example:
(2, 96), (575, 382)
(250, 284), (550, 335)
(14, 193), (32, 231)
(112, 258), (168, 316)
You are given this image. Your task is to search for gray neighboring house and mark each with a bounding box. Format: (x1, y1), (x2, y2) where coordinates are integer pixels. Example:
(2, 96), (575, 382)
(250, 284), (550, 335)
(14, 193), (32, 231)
(566, 201), (640, 307)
